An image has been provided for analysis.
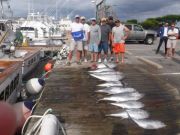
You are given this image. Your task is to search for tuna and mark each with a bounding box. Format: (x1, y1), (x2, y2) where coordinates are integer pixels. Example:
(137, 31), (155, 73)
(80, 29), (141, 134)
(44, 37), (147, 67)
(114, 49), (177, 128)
(110, 101), (144, 109)
(97, 82), (123, 87)
(132, 119), (166, 129)
(96, 87), (136, 95)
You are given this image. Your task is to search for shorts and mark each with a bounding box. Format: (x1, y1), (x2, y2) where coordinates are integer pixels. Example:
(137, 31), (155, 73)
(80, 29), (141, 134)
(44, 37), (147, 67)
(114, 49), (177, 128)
(70, 40), (83, 51)
(113, 43), (125, 53)
(167, 39), (177, 49)
(82, 41), (88, 51)
(89, 43), (99, 53)
(99, 41), (109, 53)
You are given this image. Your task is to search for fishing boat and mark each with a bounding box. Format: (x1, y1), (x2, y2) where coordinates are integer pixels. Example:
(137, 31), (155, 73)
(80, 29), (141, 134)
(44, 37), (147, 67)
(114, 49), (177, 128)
(0, 61), (22, 103)
(0, 19), (41, 77)
(20, 12), (64, 46)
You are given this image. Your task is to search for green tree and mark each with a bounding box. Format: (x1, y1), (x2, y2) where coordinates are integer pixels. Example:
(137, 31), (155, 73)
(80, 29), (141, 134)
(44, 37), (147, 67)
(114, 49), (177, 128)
(141, 19), (159, 29)
(126, 19), (138, 24)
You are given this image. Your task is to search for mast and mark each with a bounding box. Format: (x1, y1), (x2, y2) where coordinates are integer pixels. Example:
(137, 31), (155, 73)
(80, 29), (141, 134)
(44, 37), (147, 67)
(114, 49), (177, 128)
(0, 0), (4, 18)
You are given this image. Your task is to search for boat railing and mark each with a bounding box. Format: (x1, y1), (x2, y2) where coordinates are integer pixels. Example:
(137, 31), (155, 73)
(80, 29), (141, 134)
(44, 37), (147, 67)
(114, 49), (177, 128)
(0, 30), (9, 45)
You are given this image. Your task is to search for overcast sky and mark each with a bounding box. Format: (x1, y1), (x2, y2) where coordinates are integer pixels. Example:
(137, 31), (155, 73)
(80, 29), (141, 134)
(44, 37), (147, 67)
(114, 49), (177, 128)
(7, 0), (180, 21)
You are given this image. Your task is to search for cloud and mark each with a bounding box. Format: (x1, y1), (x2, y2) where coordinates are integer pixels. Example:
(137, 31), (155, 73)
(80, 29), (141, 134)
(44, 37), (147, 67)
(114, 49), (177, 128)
(8, 0), (180, 20)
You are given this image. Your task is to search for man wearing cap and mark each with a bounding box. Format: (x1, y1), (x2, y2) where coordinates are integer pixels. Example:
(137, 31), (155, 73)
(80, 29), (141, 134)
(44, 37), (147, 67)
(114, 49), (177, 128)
(67, 15), (84, 66)
(107, 16), (116, 61)
(81, 16), (90, 62)
(89, 18), (101, 62)
(112, 19), (130, 63)
(98, 18), (111, 63)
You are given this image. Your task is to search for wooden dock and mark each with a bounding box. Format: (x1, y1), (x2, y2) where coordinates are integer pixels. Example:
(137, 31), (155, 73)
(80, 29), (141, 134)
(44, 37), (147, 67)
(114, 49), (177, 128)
(24, 60), (180, 135)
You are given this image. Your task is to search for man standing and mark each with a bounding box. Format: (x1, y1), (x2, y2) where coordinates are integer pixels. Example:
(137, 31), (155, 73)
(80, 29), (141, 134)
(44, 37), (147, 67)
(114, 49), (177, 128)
(107, 16), (116, 61)
(67, 15), (84, 66)
(81, 16), (90, 62)
(89, 18), (101, 62)
(98, 18), (111, 63)
(167, 23), (179, 58)
(156, 23), (169, 55)
(112, 19), (130, 63)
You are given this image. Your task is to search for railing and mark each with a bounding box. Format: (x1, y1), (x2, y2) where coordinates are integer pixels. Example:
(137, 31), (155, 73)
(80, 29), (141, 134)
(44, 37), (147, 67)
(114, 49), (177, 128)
(0, 30), (9, 45)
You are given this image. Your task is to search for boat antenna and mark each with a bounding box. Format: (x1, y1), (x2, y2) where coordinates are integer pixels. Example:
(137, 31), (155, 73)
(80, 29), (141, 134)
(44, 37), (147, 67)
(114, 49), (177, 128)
(0, 0), (4, 18)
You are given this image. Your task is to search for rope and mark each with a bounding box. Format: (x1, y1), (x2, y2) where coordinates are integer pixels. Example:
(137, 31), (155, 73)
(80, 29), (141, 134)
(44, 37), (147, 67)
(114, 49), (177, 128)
(21, 108), (67, 135)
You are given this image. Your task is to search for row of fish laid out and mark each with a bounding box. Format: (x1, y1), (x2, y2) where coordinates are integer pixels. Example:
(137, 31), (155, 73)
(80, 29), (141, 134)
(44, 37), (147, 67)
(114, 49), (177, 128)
(89, 63), (166, 130)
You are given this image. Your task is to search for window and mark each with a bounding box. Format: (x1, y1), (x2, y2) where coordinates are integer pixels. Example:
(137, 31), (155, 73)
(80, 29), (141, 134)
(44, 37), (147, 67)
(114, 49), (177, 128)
(10, 81), (14, 94)
(20, 27), (34, 31)
(5, 86), (10, 100)
(0, 23), (5, 31)
(134, 25), (143, 31)
(0, 91), (5, 100)
(125, 25), (132, 31)
(28, 60), (31, 65)
(14, 74), (19, 89)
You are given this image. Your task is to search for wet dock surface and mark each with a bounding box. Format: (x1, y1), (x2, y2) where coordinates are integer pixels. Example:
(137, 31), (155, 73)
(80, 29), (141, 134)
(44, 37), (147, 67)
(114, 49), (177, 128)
(26, 62), (180, 135)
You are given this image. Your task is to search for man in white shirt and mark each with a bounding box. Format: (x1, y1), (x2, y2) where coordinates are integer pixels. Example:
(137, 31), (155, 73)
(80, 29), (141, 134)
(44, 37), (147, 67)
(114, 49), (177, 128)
(167, 23), (179, 58)
(67, 15), (84, 66)
(81, 16), (90, 62)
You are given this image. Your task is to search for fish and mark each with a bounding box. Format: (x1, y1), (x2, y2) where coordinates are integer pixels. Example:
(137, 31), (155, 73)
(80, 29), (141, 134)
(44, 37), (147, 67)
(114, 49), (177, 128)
(99, 92), (144, 102)
(105, 63), (117, 69)
(94, 71), (123, 76)
(110, 101), (144, 109)
(90, 73), (124, 82)
(107, 109), (149, 120)
(97, 82), (123, 87)
(96, 87), (136, 95)
(88, 68), (114, 73)
(97, 63), (107, 69)
(132, 119), (166, 129)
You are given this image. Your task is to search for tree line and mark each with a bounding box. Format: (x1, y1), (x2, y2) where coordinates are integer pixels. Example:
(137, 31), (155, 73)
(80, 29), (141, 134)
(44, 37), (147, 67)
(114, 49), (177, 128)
(126, 15), (180, 30)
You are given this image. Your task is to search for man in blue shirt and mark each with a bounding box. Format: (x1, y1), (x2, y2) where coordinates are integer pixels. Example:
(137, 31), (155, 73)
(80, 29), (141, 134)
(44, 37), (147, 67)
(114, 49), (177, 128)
(156, 23), (169, 55)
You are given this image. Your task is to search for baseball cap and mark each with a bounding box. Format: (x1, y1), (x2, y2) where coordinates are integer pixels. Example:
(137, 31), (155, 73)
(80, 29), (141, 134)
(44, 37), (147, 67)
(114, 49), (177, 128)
(75, 15), (80, 18)
(115, 19), (120, 23)
(91, 18), (96, 21)
(81, 16), (86, 20)
(101, 18), (107, 22)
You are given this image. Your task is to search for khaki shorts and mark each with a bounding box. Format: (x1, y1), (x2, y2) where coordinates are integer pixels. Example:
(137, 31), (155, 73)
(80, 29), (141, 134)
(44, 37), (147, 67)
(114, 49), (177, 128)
(167, 39), (177, 49)
(70, 40), (83, 51)
(82, 41), (89, 51)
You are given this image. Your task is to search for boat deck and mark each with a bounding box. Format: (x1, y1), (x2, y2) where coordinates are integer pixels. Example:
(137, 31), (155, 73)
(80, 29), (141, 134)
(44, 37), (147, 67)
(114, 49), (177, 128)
(25, 61), (180, 135)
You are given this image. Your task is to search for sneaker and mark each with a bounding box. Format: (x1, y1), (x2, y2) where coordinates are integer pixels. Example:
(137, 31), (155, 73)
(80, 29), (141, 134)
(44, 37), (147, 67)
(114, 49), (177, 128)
(84, 58), (88, 63)
(109, 57), (114, 62)
(66, 62), (71, 66)
(104, 58), (107, 63)
(77, 61), (82, 65)
(98, 58), (102, 63)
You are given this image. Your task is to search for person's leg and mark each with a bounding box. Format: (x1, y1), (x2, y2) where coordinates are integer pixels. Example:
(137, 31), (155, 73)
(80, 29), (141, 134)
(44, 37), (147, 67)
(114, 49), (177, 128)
(121, 53), (125, 63)
(164, 37), (168, 55)
(76, 41), (83, 63)
(98, 42), (102, 62)
(67, 41), (75, 64)
(90, 52), (94, 62)
(89, 44), (94, 62)
(156, 37), (164, 54)
(103, 42), (109, 61)
(172, 40), (177, 57)
(115, 53), (119, 63)
(82, 41), (88, 62)
(109, 41), (114, 61)
(94, 52), (98, 62)
(166, 40), (171, 58)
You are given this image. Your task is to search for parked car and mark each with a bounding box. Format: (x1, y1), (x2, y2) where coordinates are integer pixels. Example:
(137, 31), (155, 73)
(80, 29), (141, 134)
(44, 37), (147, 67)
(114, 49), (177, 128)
(125, 24), (157, 45)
